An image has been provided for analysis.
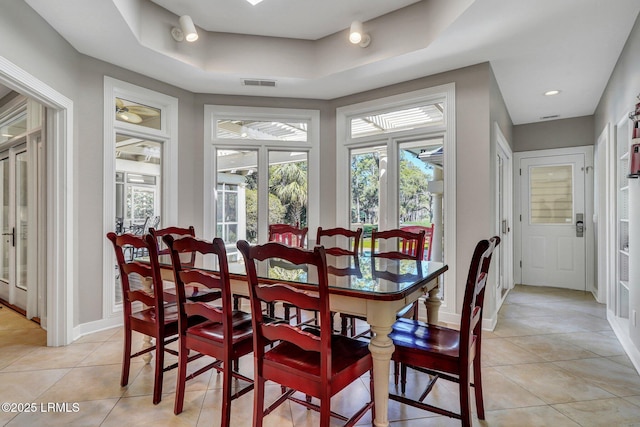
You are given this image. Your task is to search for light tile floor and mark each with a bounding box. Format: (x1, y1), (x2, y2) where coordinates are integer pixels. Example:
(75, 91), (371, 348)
(2, 285), (640, 426)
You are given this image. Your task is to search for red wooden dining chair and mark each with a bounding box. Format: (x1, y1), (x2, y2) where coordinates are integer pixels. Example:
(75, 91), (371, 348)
(400, 224), (435, 260)
(149, 225), (197, 265)
(234, 223), (309, 315)
(237, 240), (374, 427)
(316, 226), (363, 256)
(267, 223), (309, 323)
(149, 226), (221, 304)
(268, 223), (308, 248)
(371, 228), (426, 260)
(163, 235), (255, 425)
(342, 228), (427, 337)
(317, 227), (363, 332)
(106, 232), (181, 405)
(389, 236), (500, 427)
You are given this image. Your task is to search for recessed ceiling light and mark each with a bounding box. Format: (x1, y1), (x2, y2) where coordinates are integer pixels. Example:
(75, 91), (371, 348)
(246, 0), (264, 5)
(544, 90), (561, 96)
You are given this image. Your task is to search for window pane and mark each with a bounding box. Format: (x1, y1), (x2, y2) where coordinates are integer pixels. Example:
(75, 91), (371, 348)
(217, 120), (308, 141)
(529, 165), (573, 224)
(115, 98), (161, 130)
(350, 147), (380, 249)
(268, 151), (308, 228)
(350, 102), (444, 139)
(216, 149), (258, 260)
(114, 135), (162, 305)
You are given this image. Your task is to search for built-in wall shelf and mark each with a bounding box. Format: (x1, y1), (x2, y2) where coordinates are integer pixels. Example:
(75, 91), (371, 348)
(615, 110), (632, 320)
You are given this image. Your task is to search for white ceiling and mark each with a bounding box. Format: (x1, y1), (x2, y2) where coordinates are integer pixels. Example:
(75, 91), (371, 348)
(22, 0), (640, 125)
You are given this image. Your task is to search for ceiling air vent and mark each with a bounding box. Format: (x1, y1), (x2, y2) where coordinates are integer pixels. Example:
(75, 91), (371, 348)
(540, 114), (560, 120)
(242, 79), (277, 87)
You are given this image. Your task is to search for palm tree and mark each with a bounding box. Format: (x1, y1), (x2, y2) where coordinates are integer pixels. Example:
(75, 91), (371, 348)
(269, 161), (308, 226)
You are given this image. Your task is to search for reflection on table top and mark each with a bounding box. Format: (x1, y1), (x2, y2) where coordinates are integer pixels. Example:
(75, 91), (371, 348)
(148, 252), (447, 301)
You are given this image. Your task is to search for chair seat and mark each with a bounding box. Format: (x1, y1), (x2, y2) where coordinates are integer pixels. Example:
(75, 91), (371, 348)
(265, 333), (370, 378)
(186, 311), (253, 344)
(164, 286), (221, 304)
(391, 317), (468, 359)
(131, 303), (179, 324)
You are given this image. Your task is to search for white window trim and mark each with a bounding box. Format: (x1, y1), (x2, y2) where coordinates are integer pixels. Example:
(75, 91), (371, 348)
(203, 105), (320, 248)
(102, 77), (179, 320)
(336, 84), (456, 316)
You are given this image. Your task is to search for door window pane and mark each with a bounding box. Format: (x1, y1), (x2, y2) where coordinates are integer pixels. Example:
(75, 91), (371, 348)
(350, 146), (381, 233)
(0, 112), (27, 144)
(0, 157), (8, 282)
(216, 149), (258, 261)
(529, 165), (573, 224)
(268, 151), (308, 228)
(15, 150), (27, 291)
(399, 141), (441, 261)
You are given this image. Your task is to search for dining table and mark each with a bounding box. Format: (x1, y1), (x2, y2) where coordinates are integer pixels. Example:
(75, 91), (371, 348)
(151, 249), (448, 427)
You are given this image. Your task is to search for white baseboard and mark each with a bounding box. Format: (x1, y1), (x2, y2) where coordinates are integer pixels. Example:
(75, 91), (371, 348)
(72, 316), (122, 342)
(608, 311), (640, 375)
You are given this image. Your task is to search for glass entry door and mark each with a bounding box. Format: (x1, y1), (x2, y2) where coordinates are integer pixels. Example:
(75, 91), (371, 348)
(0, 144), (29, 312)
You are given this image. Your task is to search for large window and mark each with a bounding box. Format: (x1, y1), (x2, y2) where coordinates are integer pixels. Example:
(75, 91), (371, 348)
(337, 85), (455, 312)
(205, 106), (319, 266)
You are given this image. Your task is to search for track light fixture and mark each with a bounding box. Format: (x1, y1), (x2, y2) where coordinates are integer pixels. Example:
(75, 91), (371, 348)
(171, 15), (198, 42)
(349, 21), (370, 48)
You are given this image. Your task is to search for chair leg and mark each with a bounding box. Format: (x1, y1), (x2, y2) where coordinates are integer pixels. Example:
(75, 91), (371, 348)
(341, 315), (348, 335)
(174, 337), (188, 415)
(233, 296), (240, 310)
(153, 337), (164, 405)
(393, 361), (399, 387)
(320, 391), (331, 427)
(221, 360), (232, 427)
(121, 327), (132, 387)
(400, 363), (408, 394)
(473, 357), (485, 419)
(253, 376), (266, 427)
(459, 369), (472, 427)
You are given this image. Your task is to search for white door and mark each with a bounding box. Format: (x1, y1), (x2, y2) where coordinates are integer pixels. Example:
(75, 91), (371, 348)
(520, 153), (586, 290)
(0, 144), (30, 311)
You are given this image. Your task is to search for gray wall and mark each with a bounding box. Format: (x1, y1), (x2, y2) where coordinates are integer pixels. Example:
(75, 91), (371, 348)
(594, 12), (640, 349)
(513, 116), (595, 152)
(0, 2), (505, 328)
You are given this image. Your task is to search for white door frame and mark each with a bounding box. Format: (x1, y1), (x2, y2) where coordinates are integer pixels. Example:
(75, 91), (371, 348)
(595, 124), (611, 304)
(514, 146), (594, 293)
(495, 123), (513, 312)
(0, 56), (74, 346)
